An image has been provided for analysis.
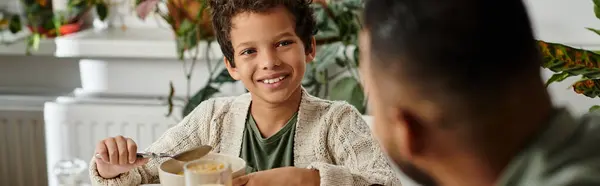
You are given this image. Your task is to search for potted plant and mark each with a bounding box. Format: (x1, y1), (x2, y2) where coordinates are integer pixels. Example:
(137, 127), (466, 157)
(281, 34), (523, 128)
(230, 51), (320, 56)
(134, 0), (367, 118)
(4, 0), (110, 54)
(539, 0), (600, 112)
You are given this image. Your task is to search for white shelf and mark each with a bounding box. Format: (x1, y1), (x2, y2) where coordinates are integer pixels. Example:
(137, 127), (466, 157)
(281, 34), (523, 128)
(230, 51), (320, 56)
(0, 94), (62, 111)
(55, 27), (175, 58)
(0, 86), (76, 111)
(55, 27), (222, 59)
(0, 30), (57, 56)
(1, 27), (223, 59)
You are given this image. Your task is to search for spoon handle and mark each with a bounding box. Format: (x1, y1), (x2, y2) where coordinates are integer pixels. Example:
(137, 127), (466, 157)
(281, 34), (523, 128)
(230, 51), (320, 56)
(136, 152), (154, 158)
(136, 152), (172, 159)
(95, 152), (170, 159)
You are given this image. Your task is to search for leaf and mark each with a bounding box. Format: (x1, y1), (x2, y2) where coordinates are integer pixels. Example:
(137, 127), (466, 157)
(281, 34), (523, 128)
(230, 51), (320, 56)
(8, 15), (21, 34)
(214, 69), (237, 83)
(96, 1), (108, 21)
(176, 35), (186, 60)
(571, 78), (600, 98)
(136, 0), (160, 19)
(586, 27), (600, 37)
(177, 19), (194, 36)
(182, 85), (219, 117)
(53, 13), (62, 37)
(302, 63), (317, 86)
(595, 0), (600, 7)
(590, 105), (600, 112)
(26, 33), (41, 55)
(312, 4), (340, 41)
(335, 58), (346, 67)
(316, 70), (327, 84)
(315, 42), (343, 73)
(166, 81), (175, 117)
(545, 72), (572, 87)
(184, 26), (199, 50)
(36, 0), (48, 7)
(595, 4), (600, 20)
(330, 77), (366, 113)
(353, 46), (360, 67)
(68, 0), (85, 6)
(538, 40), (600, 79)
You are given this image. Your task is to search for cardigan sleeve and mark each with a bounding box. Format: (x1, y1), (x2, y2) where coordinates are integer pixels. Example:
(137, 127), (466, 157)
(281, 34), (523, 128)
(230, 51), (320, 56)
(307, 103), (402, 186)
(88, 98), (217, 185)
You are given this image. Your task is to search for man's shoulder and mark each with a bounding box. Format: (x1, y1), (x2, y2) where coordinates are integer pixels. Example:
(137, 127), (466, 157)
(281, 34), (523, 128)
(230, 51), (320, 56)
(545, 110), (600, 172)
(503, 110), (600, 186)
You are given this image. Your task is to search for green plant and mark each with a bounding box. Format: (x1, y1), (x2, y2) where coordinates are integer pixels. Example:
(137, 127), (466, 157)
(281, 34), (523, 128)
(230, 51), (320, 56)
(306, 0), (366, 113)
(135, 0), (367, 118)
(539, 0), (600, 112)
(135, 0), (235, 118)
(3, 0), (109, 54)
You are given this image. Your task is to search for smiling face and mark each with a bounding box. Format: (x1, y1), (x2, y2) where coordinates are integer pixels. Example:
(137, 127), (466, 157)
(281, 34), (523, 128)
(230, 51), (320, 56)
(224, 5), (316, 104)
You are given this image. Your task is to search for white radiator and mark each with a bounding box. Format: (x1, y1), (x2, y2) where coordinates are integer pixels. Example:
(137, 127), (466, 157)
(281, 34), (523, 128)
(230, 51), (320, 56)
(0, 94), (57, 186)
(44, 97), (180, 186)
(0, 110), (48, 186)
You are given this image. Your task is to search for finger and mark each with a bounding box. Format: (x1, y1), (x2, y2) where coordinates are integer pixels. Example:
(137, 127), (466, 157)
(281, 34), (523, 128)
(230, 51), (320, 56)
(95, 141), (109, 163)
(126, 138), (137, 164)
(134, 158), (149, 166)
(232, 175), (250, 186)
(105, 138), (119, 164)
(115, 136), (129, 165)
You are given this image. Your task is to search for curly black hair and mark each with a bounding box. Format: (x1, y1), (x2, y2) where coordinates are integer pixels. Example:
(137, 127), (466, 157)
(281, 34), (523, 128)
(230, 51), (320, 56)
(209, 0), (317, 67)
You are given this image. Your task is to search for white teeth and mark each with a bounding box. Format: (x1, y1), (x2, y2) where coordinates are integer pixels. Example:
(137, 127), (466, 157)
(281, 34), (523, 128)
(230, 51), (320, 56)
(262, 75), (286, 84)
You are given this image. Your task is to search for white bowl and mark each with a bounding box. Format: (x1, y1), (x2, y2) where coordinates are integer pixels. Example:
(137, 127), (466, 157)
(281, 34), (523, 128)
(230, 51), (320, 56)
(158, 152), (247, 186)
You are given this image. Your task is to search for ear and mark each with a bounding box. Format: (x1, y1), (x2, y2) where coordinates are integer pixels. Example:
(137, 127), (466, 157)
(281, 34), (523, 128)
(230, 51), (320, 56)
(224, 57), (241, 80)
(305, 37), (317, 63)
(392, 107), (426, 160)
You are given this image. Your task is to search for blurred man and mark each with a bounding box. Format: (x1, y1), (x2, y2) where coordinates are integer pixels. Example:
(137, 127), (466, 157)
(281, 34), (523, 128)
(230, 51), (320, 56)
(360, 0), (600, 185)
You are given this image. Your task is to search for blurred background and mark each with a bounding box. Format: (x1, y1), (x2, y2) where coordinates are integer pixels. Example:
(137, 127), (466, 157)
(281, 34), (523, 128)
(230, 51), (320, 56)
(0, 0), (597, 185)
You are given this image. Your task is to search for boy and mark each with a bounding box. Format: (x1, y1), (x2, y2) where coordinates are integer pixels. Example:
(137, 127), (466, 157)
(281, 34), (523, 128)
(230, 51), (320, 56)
(89, 0), (400, 185)
(360, 0), (600, 185)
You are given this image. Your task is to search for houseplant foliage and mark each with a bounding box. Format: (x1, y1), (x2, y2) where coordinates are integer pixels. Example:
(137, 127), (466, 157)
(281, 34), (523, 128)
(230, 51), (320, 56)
(3, 0), (109, 54)
(539, 0), (600, 112)
(135, 0), (236, 118)
(307, 0), (365, 113)
(135, 0), (366, 118)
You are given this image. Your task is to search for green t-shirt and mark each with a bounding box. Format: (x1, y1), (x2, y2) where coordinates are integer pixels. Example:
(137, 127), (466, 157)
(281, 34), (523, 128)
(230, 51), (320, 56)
(240, 113), (297, 173)
(496, 108), (600, 186)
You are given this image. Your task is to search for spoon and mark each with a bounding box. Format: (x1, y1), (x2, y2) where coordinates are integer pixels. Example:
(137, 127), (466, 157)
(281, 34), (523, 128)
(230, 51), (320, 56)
(95, 145), (213, 162)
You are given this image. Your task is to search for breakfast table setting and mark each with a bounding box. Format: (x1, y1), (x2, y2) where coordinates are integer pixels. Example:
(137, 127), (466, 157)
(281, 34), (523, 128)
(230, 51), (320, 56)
(54, 145), (246, 186)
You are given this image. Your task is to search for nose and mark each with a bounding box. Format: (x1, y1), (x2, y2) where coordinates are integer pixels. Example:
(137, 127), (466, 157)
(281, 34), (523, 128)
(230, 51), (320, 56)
(260, 49), (281, 70)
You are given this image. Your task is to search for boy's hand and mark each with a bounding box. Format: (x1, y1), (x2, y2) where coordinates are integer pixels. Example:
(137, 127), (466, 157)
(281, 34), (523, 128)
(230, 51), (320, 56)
(233, 167), (320, 186)
(94, 136), (149, 179)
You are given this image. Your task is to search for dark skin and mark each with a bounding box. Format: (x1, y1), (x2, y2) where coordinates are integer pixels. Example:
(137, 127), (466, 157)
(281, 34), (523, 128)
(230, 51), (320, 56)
(359, 30), (554, 186)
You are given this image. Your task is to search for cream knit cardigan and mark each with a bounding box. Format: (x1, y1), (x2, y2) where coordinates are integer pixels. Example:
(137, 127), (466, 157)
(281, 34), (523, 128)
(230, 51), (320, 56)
(89, 89), (401, 185)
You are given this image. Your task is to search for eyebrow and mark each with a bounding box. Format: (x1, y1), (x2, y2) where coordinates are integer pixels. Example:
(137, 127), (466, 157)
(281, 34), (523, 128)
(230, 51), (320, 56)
(234, 31), (296, 50)
(274, 31), (295, 40)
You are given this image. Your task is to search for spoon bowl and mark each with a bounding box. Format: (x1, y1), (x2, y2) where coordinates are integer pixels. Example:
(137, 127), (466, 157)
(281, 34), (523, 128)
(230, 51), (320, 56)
(171, 145), (213, 162)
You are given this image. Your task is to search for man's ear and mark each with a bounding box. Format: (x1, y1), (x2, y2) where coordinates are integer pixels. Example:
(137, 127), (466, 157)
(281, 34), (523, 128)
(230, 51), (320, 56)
(305, 37), (317, 63)
(224, 57), (241, 80)
(392, 107), (426, 160)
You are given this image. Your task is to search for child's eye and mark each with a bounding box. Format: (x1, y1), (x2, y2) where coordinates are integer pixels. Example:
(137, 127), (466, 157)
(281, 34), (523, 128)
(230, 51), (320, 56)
(240, 49), (257, 55)
(277, 40), (294, 47)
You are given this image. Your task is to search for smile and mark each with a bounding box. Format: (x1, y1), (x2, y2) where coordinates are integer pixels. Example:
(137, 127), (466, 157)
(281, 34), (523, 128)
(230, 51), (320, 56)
(261, 75), (287, 84)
